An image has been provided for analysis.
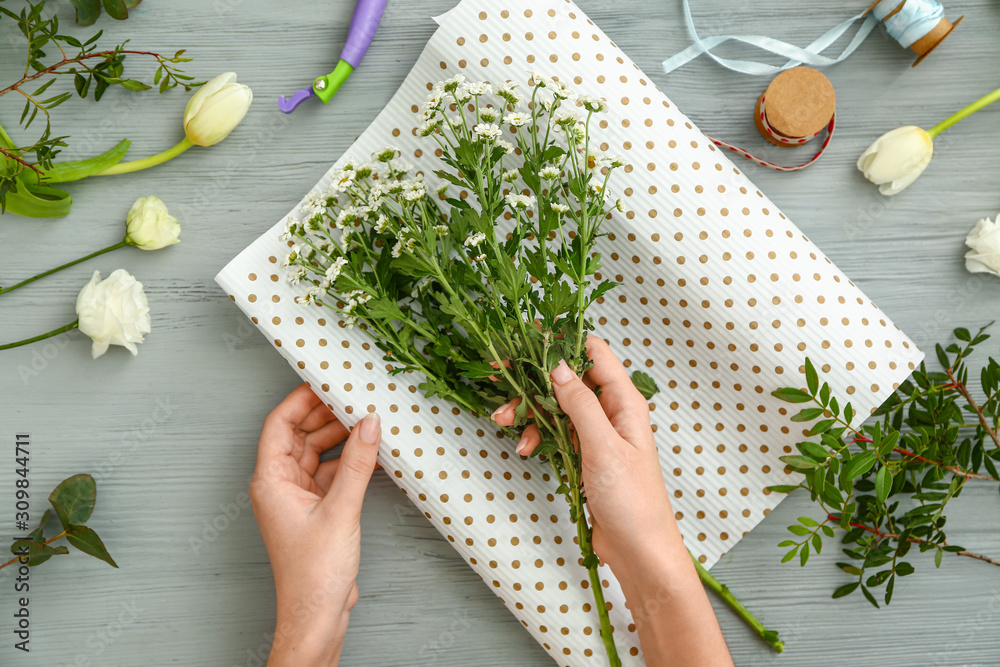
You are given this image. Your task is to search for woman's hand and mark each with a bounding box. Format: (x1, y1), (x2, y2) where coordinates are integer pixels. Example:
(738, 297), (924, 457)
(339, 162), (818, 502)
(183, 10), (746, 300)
(492, 336), (733, 666)
(249, 384), (382, 667)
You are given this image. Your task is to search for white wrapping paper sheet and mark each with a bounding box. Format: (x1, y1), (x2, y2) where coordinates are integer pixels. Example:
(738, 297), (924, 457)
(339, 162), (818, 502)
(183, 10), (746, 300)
(217, 1), (923, 664)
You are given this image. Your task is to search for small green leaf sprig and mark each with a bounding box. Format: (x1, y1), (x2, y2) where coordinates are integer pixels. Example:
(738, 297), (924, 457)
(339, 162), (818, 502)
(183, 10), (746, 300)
(0, 0), (198, 215)
(2, 474), (116, 571)
(772, 326), (1000, 607)
(69, 0), (141, 26)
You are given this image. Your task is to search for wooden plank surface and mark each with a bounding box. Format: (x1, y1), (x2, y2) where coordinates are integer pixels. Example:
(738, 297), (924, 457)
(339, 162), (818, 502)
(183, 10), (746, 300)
(2, 0), (999, 665)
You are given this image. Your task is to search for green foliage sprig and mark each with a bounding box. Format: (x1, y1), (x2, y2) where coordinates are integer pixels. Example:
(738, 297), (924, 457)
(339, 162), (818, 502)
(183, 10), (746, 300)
(2, 474), (116, 571)
(0, 0), (198, 213)
(772, 326), (1000, 607)
(70, 0), (141, 26)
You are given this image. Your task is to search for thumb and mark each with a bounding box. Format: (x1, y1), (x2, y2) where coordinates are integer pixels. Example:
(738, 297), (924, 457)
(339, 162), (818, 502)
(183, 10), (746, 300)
(325, 412), (382, 516)
(550, 359), (618, 451)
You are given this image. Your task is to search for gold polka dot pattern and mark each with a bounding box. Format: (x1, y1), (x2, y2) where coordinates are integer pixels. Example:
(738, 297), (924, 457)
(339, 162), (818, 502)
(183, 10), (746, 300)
(217, 1), (923, 664)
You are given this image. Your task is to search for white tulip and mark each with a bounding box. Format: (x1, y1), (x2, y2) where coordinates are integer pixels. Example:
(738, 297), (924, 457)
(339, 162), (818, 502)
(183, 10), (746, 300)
(183, 72), (253, 147)
(856, 126), (933, 196)
(964, 215), (1000, 277)
(124, 196), (180, 251)
(76, 269), (151, 359)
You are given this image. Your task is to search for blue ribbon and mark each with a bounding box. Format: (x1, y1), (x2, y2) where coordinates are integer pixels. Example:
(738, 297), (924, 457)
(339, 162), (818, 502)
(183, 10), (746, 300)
(662, 0), (946, 76)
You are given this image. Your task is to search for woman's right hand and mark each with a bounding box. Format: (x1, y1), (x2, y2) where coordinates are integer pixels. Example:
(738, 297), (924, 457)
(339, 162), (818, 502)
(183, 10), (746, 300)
(492, 335), (733, 666)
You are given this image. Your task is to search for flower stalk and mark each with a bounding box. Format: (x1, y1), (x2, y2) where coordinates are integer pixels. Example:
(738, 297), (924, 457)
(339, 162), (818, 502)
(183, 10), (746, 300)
(0, 243), (125, 295)
(0, 320), (79, 351)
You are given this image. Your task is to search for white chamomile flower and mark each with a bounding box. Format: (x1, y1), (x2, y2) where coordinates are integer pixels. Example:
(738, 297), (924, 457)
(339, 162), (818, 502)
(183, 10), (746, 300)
(497, 139), (515, 155)
(373, 214), (389, 233)
(614, 198), (626, 213)
(578, 94), (609, 113)
(501, 169), (518, 183)
(374, 146), (400, 163)
(343, 315), (357, 329)
(608, 155), (628, 169)
(288, 267), (306, 286)
(472, 253), (487, 263)
(391, 240), (403, 258)
(404, 186), (426, 202)
(467, 81), (492, 96)
(418, 120), (441, 137)
(435, 183), (449, 196)
(442, 74), (466, 92)
(326, 256), (348, 281)
(496, 82), (523, 106)
(389, 157), (414, 174)
(505, 193), (536, 209)
(453, 83), (472, 103)
(529, 69), (554, 89)
(506, 112), (529, 127)
(540, 165), (561, 180)
(552, 110), (581, 128)
(464, 231), (487, 248)
(479, 108), (498, 123)
(550, 203), (570, 213)
(433, 224), (448, 234)
(448, 114), (463, 127)
(473, 123), (501, 140)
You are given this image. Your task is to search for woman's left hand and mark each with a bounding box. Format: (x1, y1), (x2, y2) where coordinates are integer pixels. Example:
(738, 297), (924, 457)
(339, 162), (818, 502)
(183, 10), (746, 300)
(249, 384), (382, 667)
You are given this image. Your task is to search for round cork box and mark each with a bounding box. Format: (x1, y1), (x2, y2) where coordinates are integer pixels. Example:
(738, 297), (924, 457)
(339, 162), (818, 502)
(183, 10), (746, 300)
(754, 67), (835, 147)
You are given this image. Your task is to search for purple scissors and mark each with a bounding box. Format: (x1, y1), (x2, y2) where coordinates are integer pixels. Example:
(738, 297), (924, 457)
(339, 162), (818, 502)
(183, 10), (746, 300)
(278, 0), (388, 114)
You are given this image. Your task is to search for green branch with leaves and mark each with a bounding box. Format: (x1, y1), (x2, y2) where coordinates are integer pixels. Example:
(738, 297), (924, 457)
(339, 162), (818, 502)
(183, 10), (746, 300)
(1, 474), (116, 571)
(0, 0), (199, 216)
(772, 325), (1000, 607)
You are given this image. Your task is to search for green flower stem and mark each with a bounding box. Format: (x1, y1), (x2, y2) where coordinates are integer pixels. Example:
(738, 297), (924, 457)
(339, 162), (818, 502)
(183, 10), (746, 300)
(94, 137), (193, 176)
(691, 555), (784, 653)
(575, 490), (621, 666)
(0, 241), (126, 295)
(928, 86), (1000, 138)
(0, 320), (79, 351)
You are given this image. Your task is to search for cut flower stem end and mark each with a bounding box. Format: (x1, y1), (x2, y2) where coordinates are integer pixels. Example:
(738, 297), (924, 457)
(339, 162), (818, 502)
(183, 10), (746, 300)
(691, 555), (785, 653)
(928, 85), (1000, 139)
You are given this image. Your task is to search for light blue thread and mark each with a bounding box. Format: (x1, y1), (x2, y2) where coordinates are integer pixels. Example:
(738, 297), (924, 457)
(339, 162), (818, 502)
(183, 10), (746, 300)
(663, 0), (948, 75)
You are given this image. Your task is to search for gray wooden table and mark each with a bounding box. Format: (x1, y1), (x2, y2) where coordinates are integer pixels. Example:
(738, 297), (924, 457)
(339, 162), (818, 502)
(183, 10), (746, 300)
(2, 0), (999, 665)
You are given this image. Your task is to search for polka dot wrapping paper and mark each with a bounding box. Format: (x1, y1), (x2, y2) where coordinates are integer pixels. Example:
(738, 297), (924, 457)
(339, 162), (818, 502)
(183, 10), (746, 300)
(216, 1), (923, 664)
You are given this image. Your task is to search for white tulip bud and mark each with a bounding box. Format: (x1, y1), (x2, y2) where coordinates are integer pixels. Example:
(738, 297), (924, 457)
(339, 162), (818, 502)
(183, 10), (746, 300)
(124, 196), (180, 250)
(183, 72), (253, 147)
(76, 270), (152, 359)
(856, 126), (933, 196)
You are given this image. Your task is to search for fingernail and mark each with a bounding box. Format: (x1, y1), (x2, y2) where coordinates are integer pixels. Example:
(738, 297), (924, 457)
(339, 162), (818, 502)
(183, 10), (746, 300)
(515, 436), (529, 455)
(491, 405), (510, 421)
(358, 412), (381, 443)
(551, 359), (574, 385)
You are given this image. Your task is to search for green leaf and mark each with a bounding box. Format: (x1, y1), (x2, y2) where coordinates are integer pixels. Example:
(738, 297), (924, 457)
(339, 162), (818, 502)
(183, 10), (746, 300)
(934, 548), (943, 568)
(630, 371), (659, 400)
(787, 525), (811, 536)
(860, 584), (880, 608)
(117, 79), (152, 92)
(49, 474), (96, 529)
(790, 407), (825, 423)
(796, 441), (829, 461)
(832, 582), (860, 598)
(781, 547), (798, 563)
(771, 388), (812, 403)
(845, 452), (877, 480)
(65, 524), (117, 568)
(43, 139), (130, 183)
(799, 542), (810, 566)
(71, 0), (102, 25)
(875, 466), (891, 503)
(807, 419), (836, 436)
(935, 343), (950, 370)
(767, 485), (799, 494)
(804, 358), (818, 395)
(28, 509), (52, 543)
(9, 539), (69, 567)
(102, 0), (130, 20)
(955, 327), (971, 342)
(779, 455), (820, 471)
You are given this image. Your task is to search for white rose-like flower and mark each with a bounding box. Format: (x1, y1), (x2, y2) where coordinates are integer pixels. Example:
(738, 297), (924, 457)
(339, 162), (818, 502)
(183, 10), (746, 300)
(856, 126), (933, 196)
(123, 196), (180, 250)
(183, 72), (253, 147)
(964, 215), (1000, 277)
(75, 270), (151, 359)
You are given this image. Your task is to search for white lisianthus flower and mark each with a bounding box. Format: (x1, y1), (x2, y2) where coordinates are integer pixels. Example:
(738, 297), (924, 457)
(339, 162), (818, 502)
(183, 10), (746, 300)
(123, 196), (180, 250)
(965, 215), (1000, 277)
(183, 72), (253, 147)
(857, 126), (933, 196)
(75, 269), (151, 359)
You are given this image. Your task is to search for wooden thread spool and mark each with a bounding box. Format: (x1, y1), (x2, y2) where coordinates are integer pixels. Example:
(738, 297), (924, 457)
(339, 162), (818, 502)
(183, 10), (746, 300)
(753, 67), (836, 148)
(866, 0), (964, 67)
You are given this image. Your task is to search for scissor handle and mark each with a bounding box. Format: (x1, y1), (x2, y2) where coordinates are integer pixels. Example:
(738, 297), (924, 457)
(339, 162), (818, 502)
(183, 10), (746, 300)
(341, 0), (388, 68)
